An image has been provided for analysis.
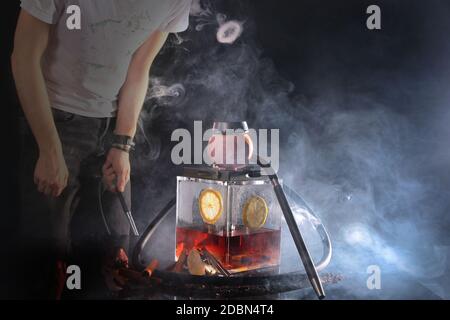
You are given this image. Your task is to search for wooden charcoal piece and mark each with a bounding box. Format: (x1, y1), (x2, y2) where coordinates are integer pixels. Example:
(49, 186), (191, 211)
(118, 268), (143, 281)
(187, 249), (206, 276)
(172, 249), (188, 273)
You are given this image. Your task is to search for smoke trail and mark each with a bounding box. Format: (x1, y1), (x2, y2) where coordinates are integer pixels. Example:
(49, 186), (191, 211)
(190, 0), (213, 17)
(190, 0), (244, 43)
(145, 78), (186, 106)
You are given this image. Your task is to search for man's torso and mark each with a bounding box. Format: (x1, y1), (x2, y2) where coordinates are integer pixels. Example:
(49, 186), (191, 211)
(41, 0), (177, 117)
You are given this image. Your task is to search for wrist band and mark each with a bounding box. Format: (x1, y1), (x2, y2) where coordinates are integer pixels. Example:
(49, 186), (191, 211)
(112, 134), (135, 148)
(111, 143), (132, 153)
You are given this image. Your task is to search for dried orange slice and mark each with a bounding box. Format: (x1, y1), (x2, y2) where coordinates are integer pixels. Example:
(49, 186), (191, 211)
(243, 196), (268, 229)
(199, 188), (223, 224)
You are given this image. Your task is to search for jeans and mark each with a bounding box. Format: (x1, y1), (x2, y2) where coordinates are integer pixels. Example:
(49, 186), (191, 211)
(17, 108), (131, 298)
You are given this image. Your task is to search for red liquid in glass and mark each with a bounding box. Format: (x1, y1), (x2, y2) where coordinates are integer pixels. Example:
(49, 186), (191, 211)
(176, 226), (281, 273)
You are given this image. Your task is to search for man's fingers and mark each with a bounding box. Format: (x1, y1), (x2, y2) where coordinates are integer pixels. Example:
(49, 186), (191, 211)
(102, 164), (111, 174)
(102, 164), (115, 190)
(43, 185), (53, 196)
(103, 166), (115, 176)
(107, 175), (117, 192)
(54, 184), (66, 197)
(35, 177), (67, 197)
(103, 172), (116, 187)
(117, 170), (128, 193)
(37, 180), (46, 193)
(49, 182), (57, 197)
(102, 157), (113, 170)
(36, 178), (58, 196)
(117, 179), (124, 193)
(103, 175), (118, 192)
(52, 186), (60, 198)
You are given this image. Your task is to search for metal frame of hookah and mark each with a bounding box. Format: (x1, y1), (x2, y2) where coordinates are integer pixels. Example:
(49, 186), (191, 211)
(255, 157), (326, 299)
(132, 174), (332, 299)
(132, 121), (331, 299)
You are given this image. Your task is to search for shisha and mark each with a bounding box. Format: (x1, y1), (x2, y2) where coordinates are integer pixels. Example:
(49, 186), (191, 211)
(132, 121), (332, 299)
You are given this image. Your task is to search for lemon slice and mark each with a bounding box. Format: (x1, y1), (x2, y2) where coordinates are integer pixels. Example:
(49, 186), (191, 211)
(243, 196), (268, 229)
(199, 188), (223, 224)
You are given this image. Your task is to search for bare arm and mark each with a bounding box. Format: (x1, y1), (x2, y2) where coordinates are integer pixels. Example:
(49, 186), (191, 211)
(115, 31), (169, 137)
(11, 10), (68, 197)
(103, 31), (169, 192)
(12, 10), (61, 154)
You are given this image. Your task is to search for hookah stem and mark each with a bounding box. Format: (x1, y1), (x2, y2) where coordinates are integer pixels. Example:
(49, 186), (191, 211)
(257, 156), (325, 299)
(269, 174), (325, 299)
(117, 191), (139, 237)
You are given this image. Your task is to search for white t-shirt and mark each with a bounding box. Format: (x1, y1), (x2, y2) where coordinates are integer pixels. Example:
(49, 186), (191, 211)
(20, 0), (191, 117)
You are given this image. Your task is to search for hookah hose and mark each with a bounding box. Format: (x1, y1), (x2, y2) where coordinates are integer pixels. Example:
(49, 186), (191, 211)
(283, 184), (332, 272)
(97, 178), (140, 237)
(132, 197), (176, 269)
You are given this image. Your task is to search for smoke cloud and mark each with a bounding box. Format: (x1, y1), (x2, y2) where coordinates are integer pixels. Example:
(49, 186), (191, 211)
(133, 0), (450, 299)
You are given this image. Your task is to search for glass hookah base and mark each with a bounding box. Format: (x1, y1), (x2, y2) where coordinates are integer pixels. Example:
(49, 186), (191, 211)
(176, 226), (281, 274)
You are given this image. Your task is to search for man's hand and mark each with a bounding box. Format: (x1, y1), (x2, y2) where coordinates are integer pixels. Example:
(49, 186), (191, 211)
(34, 148), (69, 197)
(102, 148), (130, 192)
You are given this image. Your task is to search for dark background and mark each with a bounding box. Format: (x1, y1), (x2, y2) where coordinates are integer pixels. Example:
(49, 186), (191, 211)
(2, 0), (450, 299)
